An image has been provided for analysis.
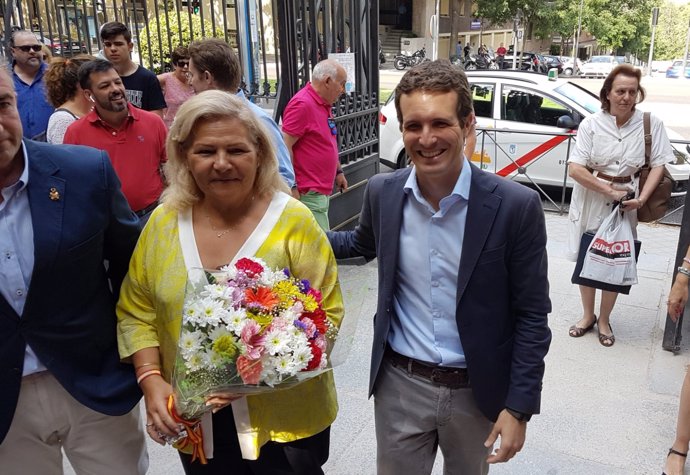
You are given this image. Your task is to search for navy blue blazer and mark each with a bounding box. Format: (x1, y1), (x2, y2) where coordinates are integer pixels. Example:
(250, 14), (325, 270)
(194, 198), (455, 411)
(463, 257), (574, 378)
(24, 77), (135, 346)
(329, 164), (552, 422)
(0, 140), (142, 443)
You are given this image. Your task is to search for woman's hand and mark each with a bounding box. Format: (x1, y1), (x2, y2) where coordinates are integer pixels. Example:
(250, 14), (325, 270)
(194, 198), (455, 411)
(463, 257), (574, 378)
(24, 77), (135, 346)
(668, 274), (690, 322)
(621, 197), (645, 211)
(205, 392), (244, 413)
(140, 376), (181, 445)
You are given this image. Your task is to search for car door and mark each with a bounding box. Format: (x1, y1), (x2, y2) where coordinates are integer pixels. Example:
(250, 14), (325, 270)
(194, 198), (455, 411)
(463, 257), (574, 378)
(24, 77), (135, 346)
(493, 85), (579, 188)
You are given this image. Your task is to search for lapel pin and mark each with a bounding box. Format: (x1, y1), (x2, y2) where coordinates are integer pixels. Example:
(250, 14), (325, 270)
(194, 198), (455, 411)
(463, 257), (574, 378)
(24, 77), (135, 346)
(49, 187), (60, 201)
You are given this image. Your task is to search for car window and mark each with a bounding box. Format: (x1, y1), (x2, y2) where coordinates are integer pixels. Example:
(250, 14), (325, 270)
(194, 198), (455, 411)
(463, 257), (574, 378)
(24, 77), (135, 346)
(591, 56), (612, 63)
(553, 82), (600, 114)
(502, 86), (575, 127)
(470, 83), (494, 118)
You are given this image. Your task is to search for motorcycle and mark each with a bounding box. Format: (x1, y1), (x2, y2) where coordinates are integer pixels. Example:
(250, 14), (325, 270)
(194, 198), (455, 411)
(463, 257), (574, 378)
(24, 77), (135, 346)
(393, 47), (426, 70)
(463, 52), (499, 71)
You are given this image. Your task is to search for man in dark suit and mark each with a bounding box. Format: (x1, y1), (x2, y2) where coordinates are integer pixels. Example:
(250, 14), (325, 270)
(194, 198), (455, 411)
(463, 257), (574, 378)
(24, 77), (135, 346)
(329, 60), (552, 474)
(0, 65), (146, 473)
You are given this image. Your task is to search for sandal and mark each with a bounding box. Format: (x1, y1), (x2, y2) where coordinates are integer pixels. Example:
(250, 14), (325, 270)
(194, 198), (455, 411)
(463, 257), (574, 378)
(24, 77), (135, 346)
(662, 447), (687, 475)
(598, 322), (615, 347)
(568, 315), (597, 338)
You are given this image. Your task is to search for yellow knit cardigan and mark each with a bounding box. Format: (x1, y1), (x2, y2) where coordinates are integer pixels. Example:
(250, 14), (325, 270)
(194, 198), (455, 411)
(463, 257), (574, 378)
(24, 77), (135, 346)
(116, 194), (343, 459)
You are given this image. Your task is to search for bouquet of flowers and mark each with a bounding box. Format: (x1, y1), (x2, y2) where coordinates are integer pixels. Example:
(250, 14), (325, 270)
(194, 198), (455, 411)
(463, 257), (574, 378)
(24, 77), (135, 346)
(171, 257), (339, 423)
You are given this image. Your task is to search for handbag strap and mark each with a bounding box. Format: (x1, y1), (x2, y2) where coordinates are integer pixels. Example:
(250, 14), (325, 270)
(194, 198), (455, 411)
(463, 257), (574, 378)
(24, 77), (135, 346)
(643, 111), (651, 169)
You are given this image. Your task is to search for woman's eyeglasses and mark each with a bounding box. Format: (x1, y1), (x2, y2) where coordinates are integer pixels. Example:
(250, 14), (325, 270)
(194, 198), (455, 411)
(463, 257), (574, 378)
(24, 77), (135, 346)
(327, 118), (337, 136)
(176, 60), (190, 67)
(16, 45), (42, 53)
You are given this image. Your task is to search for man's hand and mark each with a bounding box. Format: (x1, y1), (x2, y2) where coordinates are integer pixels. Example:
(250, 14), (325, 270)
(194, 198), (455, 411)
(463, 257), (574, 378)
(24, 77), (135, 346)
(335, 173), (348, 192)
(291, 187), (300, 199)
(484, 409), (527, 464)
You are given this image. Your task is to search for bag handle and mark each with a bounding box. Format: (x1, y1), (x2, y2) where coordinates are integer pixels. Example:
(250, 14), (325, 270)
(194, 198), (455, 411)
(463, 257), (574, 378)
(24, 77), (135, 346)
(643, 111), (651, 169)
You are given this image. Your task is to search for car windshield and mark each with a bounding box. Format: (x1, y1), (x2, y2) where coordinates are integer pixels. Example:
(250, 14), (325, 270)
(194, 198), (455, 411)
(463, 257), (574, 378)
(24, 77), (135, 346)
(590, 56), (612, 63)
(673, 61), (683, 67)
(553, 82), (601, 114)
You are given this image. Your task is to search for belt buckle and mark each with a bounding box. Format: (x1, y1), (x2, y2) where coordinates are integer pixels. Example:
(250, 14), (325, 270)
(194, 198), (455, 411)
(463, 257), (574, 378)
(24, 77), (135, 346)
(429, 368), (445, 384)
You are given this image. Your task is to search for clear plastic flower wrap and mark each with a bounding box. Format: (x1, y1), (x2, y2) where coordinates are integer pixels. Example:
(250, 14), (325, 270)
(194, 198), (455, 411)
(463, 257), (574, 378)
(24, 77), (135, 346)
(171, 258), (346, 422)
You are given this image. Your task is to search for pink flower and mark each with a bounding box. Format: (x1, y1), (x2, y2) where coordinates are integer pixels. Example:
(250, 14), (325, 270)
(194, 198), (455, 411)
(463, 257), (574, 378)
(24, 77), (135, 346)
(237, 355), (262, 384)
(235, 258), (264, 278)
(241, 320), (266, 359)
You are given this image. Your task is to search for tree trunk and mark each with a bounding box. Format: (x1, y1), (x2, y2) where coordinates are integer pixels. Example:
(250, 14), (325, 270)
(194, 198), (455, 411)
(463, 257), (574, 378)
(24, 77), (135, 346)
(449, 0), (461, 59)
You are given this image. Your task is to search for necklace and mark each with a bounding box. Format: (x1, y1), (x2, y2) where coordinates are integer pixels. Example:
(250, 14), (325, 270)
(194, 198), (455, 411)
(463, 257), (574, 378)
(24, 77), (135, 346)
(205, 214), (235, 238)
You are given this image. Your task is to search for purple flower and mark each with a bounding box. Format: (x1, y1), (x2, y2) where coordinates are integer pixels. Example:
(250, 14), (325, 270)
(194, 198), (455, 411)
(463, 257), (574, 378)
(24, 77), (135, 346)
(293, 319), (308, 332)
(300, 279), (311, 293)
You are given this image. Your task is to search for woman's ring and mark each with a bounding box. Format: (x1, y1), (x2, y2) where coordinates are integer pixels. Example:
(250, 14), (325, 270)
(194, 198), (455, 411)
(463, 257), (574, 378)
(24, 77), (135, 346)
(146, 423), (155, 428)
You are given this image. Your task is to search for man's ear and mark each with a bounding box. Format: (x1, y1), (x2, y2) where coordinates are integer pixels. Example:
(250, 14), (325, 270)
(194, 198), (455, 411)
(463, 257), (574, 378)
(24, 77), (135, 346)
(463, 111), (476, 130)
(83, 88), (95, 103)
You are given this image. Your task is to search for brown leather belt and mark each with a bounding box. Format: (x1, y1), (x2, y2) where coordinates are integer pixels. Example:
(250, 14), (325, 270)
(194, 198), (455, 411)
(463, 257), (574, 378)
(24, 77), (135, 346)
(586, 166), (640, 184)
(385, 346), (470, 388)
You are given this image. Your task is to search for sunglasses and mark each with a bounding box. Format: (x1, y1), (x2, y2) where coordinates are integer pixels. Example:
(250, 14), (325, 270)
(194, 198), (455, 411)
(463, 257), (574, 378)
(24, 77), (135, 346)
(176, 60), (190, 67)
(327, 118), (337, 136)
(16, 45), (42, 53)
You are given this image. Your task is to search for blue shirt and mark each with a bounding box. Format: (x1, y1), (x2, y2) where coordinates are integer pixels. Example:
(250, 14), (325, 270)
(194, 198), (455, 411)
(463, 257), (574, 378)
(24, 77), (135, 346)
(237, 90), (296, 188)
(12, 62), (54, 140)
(0, 143), (46, 375)
(389, 159), (472, 367)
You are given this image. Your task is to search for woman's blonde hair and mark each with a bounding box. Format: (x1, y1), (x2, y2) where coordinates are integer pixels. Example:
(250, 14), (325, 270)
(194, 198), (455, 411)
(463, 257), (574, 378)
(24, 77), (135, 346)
(162, 90), (289, 210)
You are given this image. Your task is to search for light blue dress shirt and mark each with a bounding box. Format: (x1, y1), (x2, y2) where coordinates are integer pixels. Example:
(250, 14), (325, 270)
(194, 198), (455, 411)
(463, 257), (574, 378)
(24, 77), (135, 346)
(236, 90), (296, 188)
(389, 159), (472, 367)
(0, 144), (46, 376)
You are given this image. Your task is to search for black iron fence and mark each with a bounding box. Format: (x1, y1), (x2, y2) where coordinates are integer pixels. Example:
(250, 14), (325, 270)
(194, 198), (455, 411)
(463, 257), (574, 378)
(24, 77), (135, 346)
(3, 0), (381, 229)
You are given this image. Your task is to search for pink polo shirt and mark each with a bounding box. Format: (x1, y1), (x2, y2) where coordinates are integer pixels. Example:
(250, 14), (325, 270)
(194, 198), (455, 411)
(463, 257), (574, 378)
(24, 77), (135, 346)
(63, 104), (167, 212)
(282, 83), (339, 196)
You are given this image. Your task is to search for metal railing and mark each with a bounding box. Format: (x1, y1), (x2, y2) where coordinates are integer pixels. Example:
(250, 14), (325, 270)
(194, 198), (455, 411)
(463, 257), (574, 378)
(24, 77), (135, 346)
(473, 126), (690, 225)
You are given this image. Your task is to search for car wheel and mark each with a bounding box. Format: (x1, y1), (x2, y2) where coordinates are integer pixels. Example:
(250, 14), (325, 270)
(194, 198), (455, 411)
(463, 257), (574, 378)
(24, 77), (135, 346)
(396, 150), (411, 169)
(394, 58), (406, 70)
(564, 67), (573, 76)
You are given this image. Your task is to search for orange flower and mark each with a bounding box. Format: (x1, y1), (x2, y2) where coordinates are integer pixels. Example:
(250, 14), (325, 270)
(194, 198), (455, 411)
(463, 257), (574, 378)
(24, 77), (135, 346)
(245, 286), (280, 310)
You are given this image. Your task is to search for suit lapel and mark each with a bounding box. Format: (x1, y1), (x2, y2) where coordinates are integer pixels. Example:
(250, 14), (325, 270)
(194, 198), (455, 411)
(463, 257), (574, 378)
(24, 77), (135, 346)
(378, 171), (408, 298)
(456, 166), (501, 305)
(25, 141), (65, 282)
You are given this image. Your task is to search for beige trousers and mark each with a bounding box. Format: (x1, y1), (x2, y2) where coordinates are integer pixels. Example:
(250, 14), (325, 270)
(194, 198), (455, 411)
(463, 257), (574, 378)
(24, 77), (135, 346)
(0, 371), (147, 475)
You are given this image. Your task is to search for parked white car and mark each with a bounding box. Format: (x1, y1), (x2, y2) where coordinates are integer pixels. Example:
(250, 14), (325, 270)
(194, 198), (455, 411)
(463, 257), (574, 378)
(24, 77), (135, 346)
(559, 56), (583, 76)
(379, 70), (690, 194)
(579, 55), (617, 78)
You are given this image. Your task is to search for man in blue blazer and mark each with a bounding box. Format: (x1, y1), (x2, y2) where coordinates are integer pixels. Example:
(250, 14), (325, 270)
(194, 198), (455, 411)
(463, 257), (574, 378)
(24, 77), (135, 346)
(0, 67), (146, 473)
(329, 60), (552, 474)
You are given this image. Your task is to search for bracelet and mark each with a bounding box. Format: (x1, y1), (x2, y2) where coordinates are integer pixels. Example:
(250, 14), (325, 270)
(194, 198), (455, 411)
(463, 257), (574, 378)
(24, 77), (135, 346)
(136, 369), (162, 385)
(135, 362), (160, 372)
(336, 169), (344, 175)
(683, 257), (690, 266)
(678, 266), (690, 278)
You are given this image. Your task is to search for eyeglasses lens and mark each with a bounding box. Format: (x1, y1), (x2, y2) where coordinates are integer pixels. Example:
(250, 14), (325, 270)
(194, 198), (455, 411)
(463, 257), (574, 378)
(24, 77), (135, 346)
(18, 45), (42, 52)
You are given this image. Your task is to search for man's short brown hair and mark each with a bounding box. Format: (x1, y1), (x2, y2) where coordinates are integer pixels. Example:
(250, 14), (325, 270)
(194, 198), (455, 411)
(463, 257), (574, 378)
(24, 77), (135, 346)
(100, 21), (131, 43)
(188, 39), (240, 92)
(394, 59), (473, 130)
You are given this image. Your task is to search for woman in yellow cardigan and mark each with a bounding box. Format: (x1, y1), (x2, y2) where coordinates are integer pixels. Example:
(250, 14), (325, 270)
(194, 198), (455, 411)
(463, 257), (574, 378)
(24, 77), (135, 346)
(116, 90), (343, 474)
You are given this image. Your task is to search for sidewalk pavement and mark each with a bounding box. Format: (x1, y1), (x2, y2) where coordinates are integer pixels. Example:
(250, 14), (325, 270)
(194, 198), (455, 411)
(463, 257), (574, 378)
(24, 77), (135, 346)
(64, 213), (688, 474)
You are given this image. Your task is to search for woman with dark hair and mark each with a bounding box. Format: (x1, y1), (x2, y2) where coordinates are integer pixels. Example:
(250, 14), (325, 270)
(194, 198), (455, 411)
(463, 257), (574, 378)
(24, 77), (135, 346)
(157, 46), (194, 128)
(566, 64), (672, 347)
(44, 54), (95, 143)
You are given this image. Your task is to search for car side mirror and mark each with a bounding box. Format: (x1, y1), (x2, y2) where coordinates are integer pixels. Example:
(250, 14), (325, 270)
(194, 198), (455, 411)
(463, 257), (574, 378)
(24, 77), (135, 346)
(557, 115), (578, 129)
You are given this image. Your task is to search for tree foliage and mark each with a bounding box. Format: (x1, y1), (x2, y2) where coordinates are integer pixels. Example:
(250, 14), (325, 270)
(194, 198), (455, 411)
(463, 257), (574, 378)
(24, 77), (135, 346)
(652, 0), (690, 60)
(138, 9), (224, 73)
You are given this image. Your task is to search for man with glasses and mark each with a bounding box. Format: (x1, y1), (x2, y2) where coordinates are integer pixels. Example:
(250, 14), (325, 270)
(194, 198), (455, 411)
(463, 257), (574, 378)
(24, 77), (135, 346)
(282, 59), (348, 231)
(9, 30), (53, 140)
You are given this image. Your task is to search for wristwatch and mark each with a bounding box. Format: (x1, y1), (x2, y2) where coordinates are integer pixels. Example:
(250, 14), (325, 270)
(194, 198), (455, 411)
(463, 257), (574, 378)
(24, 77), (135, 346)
(505, 407), (532, 422)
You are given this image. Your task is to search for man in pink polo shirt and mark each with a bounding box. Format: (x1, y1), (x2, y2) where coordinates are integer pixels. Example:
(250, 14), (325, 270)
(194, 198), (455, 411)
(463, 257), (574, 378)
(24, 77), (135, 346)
(64, 59), (166, 224)
(282, 59), (348, 230)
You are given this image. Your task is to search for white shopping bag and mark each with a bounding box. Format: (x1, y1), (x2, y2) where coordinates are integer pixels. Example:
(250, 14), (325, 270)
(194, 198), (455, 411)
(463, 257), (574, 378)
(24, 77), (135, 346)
(579, 207), (638, 286)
